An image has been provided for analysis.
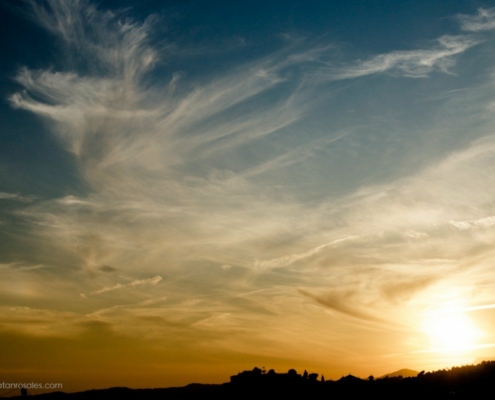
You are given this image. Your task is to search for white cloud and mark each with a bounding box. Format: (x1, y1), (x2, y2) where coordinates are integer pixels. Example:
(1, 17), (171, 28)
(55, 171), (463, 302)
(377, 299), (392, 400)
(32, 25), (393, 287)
(27, 0), (157, 79)
(458, 8), (495, 32)
(450, 216), (495, 230)
(0, 192), (35, 202)
(6, 1), (495, 358)
(254, 235), (360, 270)
(92, 275), (162, 294)
(323, 35), (478, 80)
(0, 262), (44, 270)
(404, 230), (429, 240)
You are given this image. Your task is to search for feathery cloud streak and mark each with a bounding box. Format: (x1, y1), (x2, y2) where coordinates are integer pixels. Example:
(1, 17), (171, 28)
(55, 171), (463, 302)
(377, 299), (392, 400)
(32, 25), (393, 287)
(324, 35), (479, 80)
(459, 7), (495, 32)
(8, 0), (495, 322)
(92, 275), (162, 294)
(5, 0), (495, 382)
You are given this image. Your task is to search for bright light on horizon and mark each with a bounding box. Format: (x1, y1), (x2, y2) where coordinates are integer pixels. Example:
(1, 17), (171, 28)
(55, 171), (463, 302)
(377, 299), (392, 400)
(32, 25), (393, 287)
(4, 0), (495, 391)
(422, 306), (483, 355)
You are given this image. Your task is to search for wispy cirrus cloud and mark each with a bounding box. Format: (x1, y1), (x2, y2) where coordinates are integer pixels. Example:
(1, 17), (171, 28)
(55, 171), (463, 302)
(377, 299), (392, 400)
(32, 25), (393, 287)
(450, 216), (495, 230)
(298, 288), (387, 324)
(0, 262), (44, 271)
(254, 235), (360, 270)
(323, 35), (478, 80)
(8, 4), (494, 259)
(6, 0), (495, 377)
(26, 0), (157, 78)
(91, 275), (162, 295)
(0, 192), (36, 202)
(458, 8), (495, 32)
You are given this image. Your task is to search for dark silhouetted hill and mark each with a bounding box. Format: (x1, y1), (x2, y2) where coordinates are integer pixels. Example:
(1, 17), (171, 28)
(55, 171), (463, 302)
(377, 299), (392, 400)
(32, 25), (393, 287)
(336, 374), (365, 384)
(379, 368), (419, 378)
(474, 356), (495, 363)
(10, 361), (495, 400)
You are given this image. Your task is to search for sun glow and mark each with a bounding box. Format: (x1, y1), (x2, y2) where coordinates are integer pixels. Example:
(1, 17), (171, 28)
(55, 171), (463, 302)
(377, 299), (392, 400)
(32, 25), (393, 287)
(422, 309), (483, 353)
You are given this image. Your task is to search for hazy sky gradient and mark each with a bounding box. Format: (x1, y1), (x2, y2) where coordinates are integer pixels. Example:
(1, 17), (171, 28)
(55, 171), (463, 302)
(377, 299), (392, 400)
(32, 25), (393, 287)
(2, 0), (495, 392)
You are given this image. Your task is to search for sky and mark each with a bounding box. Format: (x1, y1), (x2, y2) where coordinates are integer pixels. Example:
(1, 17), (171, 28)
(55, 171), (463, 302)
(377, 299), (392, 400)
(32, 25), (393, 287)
(2, 0), (495, 393)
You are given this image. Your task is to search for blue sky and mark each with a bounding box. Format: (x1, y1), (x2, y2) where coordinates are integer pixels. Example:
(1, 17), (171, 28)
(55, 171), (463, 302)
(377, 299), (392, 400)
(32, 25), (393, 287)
(3, 0), (495, 391)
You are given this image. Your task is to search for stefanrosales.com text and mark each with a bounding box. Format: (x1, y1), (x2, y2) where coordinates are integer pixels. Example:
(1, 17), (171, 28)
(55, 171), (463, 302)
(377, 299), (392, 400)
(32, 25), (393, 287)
(0, 382), (63, 389)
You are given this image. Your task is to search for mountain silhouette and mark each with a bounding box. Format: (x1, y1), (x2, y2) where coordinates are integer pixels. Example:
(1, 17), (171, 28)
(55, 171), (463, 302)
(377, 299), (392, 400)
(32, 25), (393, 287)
(336, 374), (365, 384)
(9, 361), (495, 400)
(379, 368), (419, 378)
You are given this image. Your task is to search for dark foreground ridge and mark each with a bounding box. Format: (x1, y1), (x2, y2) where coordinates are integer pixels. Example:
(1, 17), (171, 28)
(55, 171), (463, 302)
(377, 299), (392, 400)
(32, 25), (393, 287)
(11, 361), (495, 399)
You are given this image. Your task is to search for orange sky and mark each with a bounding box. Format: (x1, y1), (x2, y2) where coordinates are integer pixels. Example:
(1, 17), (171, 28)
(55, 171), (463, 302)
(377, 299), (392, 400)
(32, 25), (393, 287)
(2, 0), (495, 393)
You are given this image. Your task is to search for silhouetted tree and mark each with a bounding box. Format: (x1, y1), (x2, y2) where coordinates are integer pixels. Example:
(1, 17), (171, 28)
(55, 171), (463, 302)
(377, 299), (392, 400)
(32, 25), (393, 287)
(303, 370), (308, 379)
(308, 373), (318, 382)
